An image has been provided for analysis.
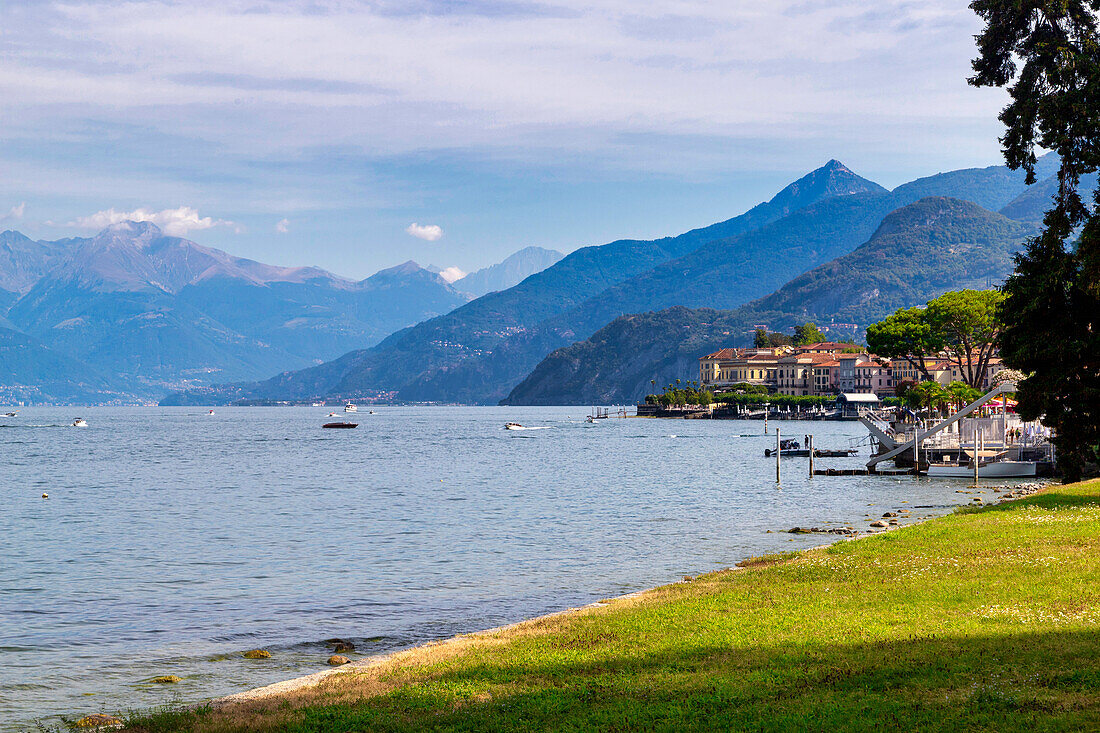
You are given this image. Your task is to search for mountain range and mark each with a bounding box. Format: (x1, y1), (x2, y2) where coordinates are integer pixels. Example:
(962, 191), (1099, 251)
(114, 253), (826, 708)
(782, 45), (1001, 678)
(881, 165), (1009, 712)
(0, 222), (487, 402)
(3, 154), (1069, 406)
(502, 197), (1035, 405)
(164, 155), (1060, 406)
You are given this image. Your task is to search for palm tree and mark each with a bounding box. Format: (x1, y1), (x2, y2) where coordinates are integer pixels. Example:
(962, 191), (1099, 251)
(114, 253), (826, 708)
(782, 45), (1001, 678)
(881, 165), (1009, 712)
(947, 380), (980, 411)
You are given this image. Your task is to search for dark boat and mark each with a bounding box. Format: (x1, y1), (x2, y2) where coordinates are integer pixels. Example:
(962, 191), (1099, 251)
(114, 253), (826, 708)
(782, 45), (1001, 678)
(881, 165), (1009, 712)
(323, 422), (359, 429)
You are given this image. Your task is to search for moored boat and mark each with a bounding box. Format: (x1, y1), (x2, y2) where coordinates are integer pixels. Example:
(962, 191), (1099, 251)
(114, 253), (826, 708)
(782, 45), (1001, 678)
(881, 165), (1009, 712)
(925, 460), (1037, 478)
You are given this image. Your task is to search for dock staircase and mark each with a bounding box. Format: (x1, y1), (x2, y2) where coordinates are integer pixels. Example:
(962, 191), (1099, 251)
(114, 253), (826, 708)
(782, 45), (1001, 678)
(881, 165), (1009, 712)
(864, 383), (1017, 472)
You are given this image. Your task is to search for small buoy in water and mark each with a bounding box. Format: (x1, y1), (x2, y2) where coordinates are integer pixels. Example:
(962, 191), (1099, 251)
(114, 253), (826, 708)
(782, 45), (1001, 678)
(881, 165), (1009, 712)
(42, 493), (48, 499)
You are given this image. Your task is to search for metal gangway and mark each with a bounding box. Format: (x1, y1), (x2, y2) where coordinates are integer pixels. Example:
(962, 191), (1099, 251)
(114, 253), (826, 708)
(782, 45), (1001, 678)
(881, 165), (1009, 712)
(864, 383), (1018, 471)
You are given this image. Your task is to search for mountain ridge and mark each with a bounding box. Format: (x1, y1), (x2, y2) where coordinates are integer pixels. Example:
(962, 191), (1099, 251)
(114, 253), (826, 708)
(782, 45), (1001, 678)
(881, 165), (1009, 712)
(168, 159), (889, 404)
(502, 197), (1035, 405)
(0, 223), (474, 402)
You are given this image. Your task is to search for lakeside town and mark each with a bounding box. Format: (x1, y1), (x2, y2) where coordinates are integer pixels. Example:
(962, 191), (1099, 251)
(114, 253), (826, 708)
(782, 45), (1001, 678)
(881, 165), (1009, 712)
(5, 0), (1100, 730)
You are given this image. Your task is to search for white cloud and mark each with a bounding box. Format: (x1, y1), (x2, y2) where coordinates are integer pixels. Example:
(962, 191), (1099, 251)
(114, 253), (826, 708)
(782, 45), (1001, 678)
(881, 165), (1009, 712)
(437, 266), (466, 283)
(276, 217), (290, 233)
(69, 206), (236, 236)
(406, 222), (443, 241)
(0, 1), (1004, 170)
(1, 202), (26, 222)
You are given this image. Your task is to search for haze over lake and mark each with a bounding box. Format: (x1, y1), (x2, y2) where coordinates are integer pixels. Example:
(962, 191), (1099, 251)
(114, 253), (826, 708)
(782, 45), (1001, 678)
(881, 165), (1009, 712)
(2, 407), (1006, 730)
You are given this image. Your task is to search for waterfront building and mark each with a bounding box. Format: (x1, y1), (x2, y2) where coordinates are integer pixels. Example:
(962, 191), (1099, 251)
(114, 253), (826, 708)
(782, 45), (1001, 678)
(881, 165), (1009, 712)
(699, 347), (788, 390)
(699, 348), (740, 385)
(854, 358), (894, 396)
(776, 352), (839, 395)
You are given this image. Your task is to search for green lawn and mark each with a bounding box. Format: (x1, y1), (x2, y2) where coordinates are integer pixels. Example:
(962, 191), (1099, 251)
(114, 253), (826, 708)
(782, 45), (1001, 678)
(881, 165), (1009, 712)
(130, 480), (1100, 732)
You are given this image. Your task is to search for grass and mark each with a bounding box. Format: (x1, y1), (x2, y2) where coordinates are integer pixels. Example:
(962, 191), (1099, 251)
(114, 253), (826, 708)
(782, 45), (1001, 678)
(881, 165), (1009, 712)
(124, 480), (1100, 732)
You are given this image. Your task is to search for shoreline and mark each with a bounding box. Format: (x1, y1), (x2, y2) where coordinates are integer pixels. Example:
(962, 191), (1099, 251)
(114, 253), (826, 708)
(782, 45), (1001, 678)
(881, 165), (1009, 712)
(204, 481), (1049, 713)
(207, 589), (651, 709)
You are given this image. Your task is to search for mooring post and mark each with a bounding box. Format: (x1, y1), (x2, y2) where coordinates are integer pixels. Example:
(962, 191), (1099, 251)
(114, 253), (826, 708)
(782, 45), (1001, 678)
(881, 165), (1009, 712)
(974, 429), (981, 487)
(764, 407), (768, 434)
(776, 428), (781, 484)
(809, 434), (814, 477)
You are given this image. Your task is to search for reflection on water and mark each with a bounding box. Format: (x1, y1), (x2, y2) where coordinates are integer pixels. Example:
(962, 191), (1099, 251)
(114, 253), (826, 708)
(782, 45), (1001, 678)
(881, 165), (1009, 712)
(0, 407), (1019, 729)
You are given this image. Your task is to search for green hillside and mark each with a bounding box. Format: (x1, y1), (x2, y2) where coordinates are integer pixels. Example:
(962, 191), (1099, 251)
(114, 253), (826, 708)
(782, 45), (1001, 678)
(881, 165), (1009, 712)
(503, 197), (1035, 405)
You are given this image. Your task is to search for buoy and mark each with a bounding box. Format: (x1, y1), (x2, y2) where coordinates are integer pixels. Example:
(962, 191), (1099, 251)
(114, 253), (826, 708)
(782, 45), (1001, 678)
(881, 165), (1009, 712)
(42, 492), (48, 499)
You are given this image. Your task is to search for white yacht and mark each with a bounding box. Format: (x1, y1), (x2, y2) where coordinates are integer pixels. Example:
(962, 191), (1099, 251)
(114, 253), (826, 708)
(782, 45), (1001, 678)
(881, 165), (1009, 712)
(926, 453), (1038, 478)
(72, 418), (88, 427)
(344, 403), (358, 413)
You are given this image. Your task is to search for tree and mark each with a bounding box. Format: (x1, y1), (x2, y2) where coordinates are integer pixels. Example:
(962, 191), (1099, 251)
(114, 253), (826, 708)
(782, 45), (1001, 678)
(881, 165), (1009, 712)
(793, 322), (825, 346)
(970, 0), (1100, 481)
(905, 381), (949, 414)
(946, 380), (982, 410)
(924, 290), (1005, 389)
(865, 307), (945, 381)
(753, 329), (769, 348)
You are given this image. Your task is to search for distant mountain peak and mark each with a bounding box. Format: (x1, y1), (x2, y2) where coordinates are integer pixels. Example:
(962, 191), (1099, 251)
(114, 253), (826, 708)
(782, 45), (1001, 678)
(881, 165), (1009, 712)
(453, 246), (563, 297)
(103, 220), (163, 237)
(381, 260), (425, 275)
(753, 160), (887, 222)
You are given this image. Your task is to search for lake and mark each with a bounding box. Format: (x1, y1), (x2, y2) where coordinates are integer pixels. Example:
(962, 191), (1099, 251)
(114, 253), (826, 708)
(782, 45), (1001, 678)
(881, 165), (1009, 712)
(0, 406), (1015, 730)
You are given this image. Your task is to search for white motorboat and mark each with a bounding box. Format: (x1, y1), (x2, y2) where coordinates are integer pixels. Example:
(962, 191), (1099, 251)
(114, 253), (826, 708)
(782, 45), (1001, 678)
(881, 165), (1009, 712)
(72, 418), (88, 427)
(207, 409), (215, 415)
(344, 403), (358, 413)
(311, 402), (325, 407)
(925, 449), (1038, 478)
(328, 412), (338, 417)
(2, 412), (17, 417)
(505, 423), (550, 431)
(926, 461), (1038, 478)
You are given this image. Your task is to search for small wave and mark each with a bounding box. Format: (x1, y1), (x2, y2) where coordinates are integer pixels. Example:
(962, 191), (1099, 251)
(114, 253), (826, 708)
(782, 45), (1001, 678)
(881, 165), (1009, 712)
(0, 424), (69, 429)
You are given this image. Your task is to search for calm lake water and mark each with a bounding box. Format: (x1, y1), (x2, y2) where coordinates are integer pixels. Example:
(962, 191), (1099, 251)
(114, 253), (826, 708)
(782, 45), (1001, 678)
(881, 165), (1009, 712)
(0, 406), (1023, 729)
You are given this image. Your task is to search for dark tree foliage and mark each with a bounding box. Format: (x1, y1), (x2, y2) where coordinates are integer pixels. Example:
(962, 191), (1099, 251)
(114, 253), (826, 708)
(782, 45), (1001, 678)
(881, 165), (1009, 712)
(793, 322), (826, 346)
(970, 0), (1100, 480)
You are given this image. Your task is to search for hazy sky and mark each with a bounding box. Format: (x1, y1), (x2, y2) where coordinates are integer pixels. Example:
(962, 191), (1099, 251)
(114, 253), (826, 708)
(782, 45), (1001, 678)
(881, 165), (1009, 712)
(0, 0), (1010, 278)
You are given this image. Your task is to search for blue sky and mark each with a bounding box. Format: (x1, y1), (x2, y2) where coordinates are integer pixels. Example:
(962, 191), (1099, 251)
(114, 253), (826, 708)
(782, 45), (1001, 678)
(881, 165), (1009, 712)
(0, 0), (1010, 280)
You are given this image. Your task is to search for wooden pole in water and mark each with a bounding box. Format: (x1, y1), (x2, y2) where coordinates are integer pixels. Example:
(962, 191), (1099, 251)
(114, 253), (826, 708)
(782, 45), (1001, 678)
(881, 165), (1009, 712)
(764, 407), (768, 434)
(973, 422), (980, 487)
(776, 428), (781, 484)
(809, 434), (815, 477)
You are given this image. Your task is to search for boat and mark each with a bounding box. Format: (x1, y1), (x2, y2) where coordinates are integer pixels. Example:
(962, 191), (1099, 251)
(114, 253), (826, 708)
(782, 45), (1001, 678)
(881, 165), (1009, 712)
(344, 403), (358, 413)
(925, 451), (1038, 478)
(72, 418), (88, 427)
(814, 448), (859, 458)
(2, 412), (17, 417)
(323, 422), (359, 429)
(505, 423), (551, 431)
(765, 438), (803, 457)
(311, 402), (325, 407)
(327, 412), (338, 417)
(207, 409), (215, 415)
